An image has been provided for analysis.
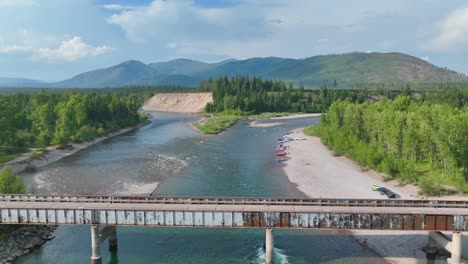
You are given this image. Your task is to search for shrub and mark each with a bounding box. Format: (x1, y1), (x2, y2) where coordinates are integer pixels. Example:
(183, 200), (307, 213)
(23, 163), (37, 173)
(31, 149), (48, 158)
(0, 166), (26, 194)
(74, 125), (98, 142)
(418, 176), (443, 196)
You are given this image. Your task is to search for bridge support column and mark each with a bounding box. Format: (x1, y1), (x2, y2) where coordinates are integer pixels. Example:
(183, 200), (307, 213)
(265, 228), (274, 264)
(448, 231), (462, 264)
(108, 226), (118, 252)
(91, 225), (102, 264)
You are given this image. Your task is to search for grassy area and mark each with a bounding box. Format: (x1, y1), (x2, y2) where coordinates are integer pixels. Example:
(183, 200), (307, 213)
(194, 114), (241, 135)
(0, 153), (19, 163)
(195, 112), (310, 135)
(0, 148), (27, 163)
(31, 149), (48, 158)
(303, 125), (319, 136)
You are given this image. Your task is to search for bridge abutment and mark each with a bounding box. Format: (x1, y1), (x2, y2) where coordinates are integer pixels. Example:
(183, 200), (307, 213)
(91, 225), (102, 264)
(265, 228), (274, 264)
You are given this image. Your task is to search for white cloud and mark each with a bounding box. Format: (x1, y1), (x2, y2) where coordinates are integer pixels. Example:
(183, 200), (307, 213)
(0, 33), (114, 61)
(102, 4), (135, 11)
(107, 0), (272, 44)
(32, 36), (114, 61)
(106, 0), (415, 59)
(0, 0), (34, 6)
(0, 45), (33, 53)
(427, 6), (468, 51)
(420, 56), (430, 61)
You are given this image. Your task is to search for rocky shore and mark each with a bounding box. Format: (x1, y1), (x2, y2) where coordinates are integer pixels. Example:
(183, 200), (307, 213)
(0, 225), (56, 264)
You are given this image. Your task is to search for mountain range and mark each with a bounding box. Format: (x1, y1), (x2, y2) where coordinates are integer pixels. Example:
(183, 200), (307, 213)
(1, 52), (467, 88)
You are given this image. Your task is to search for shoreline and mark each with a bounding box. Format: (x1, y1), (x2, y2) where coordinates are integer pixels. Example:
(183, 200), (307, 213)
(1, 124), (146, 175)
(0, 123), (150, 264)
(270, 113), (321, 120)
(282, 128), (429, 264)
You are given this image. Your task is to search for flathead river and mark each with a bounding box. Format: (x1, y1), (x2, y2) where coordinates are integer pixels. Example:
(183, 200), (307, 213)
(16, 112), (385, 264)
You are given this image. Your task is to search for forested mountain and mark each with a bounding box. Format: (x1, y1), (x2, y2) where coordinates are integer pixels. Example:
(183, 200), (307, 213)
(148, 58), (235, 76)
(1, 52), (467, 88)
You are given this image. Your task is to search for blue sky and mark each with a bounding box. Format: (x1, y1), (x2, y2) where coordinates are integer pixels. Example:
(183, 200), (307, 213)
(1, 0), (468, 81)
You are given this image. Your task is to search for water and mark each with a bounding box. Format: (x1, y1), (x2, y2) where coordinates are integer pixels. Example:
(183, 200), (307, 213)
(16, 112), (385, 264)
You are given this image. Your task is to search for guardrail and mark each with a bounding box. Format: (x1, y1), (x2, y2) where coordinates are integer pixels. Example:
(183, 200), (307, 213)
(0, 194), (467, 208)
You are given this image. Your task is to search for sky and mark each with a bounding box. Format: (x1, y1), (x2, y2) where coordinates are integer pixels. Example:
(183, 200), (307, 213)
(1, 0), (468, 81)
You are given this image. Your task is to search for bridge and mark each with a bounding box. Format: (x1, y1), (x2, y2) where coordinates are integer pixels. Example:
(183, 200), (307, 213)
(1, 194), (467, 264)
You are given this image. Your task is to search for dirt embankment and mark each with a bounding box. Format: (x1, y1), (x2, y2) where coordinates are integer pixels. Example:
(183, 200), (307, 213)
(142, 92), (213, 113)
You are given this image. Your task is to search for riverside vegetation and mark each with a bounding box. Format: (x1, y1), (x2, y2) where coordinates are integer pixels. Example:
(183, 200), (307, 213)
(195, 75), (376, 134)
(196, 75), (467, 135)
(0, 88), (156, 163)
(305, 95), (468, 195)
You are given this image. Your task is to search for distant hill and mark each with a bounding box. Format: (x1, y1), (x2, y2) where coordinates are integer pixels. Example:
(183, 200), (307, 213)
(0, 78), (45, 87)
(2, 52), (467, 88)
(262, 52), (468, 86)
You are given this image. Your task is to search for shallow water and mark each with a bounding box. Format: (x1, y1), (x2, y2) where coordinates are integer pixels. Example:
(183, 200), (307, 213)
(17, 112), (385, 264)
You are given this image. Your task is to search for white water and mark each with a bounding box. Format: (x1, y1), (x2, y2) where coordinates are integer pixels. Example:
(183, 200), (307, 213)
(255, 246), (290, 264)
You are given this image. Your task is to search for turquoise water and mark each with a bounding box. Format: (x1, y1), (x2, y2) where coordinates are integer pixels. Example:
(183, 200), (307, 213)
(17, 112), (385, 263)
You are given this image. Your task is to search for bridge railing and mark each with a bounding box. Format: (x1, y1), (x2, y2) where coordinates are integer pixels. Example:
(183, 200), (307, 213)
(0, 194), (467, 208)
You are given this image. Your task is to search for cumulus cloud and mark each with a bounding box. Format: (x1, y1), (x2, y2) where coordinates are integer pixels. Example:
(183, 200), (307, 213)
(0, 33), (114, 62)
(427, 6), (468, 51)
(420, 56), (430, 61)
(106, 0), (419, 59)
(107, 0), (272, 44)
(32, 36), (114, 61)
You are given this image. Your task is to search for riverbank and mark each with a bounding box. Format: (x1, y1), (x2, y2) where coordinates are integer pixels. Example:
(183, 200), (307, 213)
(0, 226), (56, 264)
(1, 125), (145, 175)
(142, 92), (213, 113)
(0, 123), (150, 263)
(196, 113), (322, 134)
(282, 128), (429, 264)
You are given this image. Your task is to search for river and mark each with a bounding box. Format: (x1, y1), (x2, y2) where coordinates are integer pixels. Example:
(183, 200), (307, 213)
(16, 112), (385, 264)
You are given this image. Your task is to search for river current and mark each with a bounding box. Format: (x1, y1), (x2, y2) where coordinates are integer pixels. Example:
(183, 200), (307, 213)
(16, 112), (385, 264)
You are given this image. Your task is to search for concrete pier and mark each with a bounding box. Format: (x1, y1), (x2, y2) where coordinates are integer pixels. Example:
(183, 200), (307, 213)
(428, 231), (464, 264)
(265, 228), (274, 264)
(108, 226), (118, 252)
(448, 232), (463, 264)
(91, 225), (102, 264)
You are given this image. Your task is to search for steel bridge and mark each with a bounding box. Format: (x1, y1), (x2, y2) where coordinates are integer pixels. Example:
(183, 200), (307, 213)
(1, 194), (467, 264)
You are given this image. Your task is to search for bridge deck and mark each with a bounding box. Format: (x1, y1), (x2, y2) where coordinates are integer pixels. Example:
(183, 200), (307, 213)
(1, 201), (468, 215)
(0, 195), (467, 231)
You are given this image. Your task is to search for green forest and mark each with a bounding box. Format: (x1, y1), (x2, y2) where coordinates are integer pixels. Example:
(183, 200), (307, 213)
(199, 75), (468, 114)
(0, 89), (151, 163)
(305, 96), (468, 195)
(199, 76), (383, 114)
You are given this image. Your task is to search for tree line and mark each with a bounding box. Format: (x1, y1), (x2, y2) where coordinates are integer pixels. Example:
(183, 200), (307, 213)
(0, 90), (149, 151)
(199, 75), (467, 115)
(199, 76), (387, 114)
(307, 96), (467, 195)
